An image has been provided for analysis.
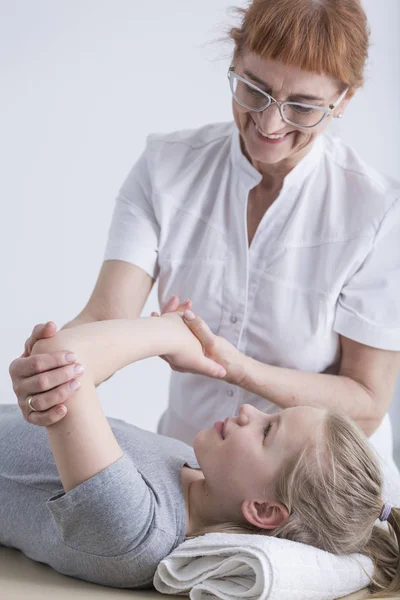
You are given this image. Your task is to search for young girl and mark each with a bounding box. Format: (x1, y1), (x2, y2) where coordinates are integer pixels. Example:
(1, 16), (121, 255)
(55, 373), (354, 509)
(1, 312), (400, 596)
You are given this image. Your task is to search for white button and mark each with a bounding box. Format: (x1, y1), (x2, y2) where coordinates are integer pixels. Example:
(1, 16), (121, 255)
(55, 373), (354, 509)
(227, 390), (234, 397)
(230, 315), (238, 324)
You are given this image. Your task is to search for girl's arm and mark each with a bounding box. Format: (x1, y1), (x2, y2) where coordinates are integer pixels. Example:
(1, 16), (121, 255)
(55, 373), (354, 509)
(31, 314), (208, 492)
(180, 312), (400, 437)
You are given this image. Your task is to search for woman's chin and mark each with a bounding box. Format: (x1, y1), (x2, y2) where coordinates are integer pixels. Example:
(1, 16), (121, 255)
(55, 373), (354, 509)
(248, 144), (292, 165)
(245, 132), (313, 168)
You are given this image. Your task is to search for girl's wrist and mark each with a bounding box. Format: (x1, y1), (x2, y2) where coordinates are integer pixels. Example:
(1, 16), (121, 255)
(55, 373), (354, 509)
(153, 314), (185, 356)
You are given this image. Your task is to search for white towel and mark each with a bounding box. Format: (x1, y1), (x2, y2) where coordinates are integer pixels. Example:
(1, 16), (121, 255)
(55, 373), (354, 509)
(153, 533), (374, 600)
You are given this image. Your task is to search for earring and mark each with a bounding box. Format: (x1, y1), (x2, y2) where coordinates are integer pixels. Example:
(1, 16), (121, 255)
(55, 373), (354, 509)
(336, 113), (343, 119)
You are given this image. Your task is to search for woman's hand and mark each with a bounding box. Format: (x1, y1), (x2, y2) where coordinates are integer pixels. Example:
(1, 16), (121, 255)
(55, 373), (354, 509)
(9, 321), (84, 426)
(156, 309), (227, 379)
(182, 310), (247, 385)
(155, 296), (245, 384)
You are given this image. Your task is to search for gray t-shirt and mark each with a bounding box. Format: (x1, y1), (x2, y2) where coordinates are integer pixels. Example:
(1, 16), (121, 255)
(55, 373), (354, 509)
(0, 405), (199, 588)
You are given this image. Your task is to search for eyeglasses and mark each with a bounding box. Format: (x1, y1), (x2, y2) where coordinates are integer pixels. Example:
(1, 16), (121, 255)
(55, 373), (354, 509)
(227, 66), (348, 129)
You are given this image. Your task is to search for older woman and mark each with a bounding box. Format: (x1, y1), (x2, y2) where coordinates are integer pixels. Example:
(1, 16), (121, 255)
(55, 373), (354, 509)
(9, 0), (400, 467)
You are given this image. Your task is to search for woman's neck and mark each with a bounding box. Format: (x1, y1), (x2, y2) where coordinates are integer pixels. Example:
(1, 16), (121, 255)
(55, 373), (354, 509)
(239, 135), (312, 190)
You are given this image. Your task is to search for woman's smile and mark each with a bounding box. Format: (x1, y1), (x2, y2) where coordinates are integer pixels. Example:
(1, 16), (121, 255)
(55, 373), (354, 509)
(253, 120), (294, 144)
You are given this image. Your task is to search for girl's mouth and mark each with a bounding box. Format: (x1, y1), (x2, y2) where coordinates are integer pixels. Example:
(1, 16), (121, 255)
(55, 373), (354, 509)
(214, 421), (224, 438)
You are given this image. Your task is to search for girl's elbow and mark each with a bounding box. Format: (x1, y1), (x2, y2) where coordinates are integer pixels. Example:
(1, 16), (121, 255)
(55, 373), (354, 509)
(31, 332), (77, 357)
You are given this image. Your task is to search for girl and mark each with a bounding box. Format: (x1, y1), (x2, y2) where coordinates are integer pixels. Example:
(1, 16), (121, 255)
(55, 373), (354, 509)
(2, 312), (400, 596)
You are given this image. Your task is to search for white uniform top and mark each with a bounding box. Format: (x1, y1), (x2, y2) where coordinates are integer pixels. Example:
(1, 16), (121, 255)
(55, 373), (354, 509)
(104, 121), (400, 462)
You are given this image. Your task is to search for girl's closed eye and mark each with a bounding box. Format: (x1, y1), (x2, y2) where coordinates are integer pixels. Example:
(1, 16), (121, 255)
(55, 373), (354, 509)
(263, 423), (272, 438)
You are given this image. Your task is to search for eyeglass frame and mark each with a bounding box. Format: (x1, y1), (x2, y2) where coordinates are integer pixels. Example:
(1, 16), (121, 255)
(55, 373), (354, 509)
(227, 66), (349, 129)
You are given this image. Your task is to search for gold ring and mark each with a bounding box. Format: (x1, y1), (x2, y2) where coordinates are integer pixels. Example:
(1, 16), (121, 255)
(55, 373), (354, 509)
(27, 396), (37, 412)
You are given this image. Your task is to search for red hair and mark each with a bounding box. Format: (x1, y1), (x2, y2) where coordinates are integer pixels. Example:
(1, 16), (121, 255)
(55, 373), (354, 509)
(228, 0), (370, 90)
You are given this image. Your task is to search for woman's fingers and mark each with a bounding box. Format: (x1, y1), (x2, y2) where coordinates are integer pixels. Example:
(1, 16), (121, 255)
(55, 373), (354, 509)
(159, 355), (186, 372)
(163, 352), (225, 377)
(10, 350), (79, 380)
(26, 376), (80, 412)
(20, 375), (82, 424)
(27, 404), (69, 426)
(24, 321), (57, 356)
(183, 310), (216, 347)
(161, 296), (191, 315)
(175, 299), (191, 312)
(20, 362), (84, 397)
(199, 356), (226, 378)
(162, 295), (180, 313)
(9, 350), (84, 424)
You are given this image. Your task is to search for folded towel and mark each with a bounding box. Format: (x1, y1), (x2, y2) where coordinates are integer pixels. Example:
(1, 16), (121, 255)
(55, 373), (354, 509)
(153, 533), (374, 600)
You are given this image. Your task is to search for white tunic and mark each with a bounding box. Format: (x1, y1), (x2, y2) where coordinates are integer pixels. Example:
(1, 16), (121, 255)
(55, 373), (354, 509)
(104, 121), (400, 462)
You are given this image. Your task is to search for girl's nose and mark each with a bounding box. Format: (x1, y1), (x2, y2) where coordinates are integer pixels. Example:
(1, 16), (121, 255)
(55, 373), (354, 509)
(239, 403), (258, 424)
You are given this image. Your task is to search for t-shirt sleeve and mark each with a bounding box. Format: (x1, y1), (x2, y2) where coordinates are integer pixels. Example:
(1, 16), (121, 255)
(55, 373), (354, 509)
(46, 454), (155, 557)
(104, 136), (160, 280)
(333, 198), (400, 351)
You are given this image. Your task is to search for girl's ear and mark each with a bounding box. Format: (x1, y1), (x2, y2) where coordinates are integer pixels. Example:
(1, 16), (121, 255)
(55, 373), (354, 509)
(241, 498), (289, 530)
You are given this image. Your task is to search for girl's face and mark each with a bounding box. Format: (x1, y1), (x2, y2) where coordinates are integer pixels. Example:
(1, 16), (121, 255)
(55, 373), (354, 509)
(231, 52), (352, 172)
(194, 404), (326, 508)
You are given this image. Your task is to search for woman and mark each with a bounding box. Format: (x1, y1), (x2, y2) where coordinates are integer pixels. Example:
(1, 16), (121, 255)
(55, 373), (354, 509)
(2, 311), (400, 596)
(9, 0), (400, 463)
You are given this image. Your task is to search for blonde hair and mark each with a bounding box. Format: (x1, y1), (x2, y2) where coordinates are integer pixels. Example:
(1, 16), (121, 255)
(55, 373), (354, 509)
(189, 412), (400, 597)
(225, 0), (370, 92)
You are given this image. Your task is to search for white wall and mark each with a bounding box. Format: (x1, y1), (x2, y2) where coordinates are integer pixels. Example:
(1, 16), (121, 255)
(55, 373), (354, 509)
(1, 0), (399, 463)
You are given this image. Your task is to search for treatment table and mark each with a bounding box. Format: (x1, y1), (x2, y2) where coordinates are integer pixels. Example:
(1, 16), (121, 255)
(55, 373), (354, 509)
(2, 546), (395, 600)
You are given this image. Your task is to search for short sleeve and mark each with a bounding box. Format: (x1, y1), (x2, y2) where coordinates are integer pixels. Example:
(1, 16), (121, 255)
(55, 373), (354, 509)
(104, 136), (160, 280)
(46, 454), (155, 557)
(334, 198), (400, 351)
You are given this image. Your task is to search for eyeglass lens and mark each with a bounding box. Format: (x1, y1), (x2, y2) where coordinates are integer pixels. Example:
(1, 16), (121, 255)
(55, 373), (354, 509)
(230, 75), (326, 127)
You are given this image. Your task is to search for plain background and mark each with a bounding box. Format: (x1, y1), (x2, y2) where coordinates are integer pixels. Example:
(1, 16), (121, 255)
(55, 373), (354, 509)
(1, 0), (399, 464)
